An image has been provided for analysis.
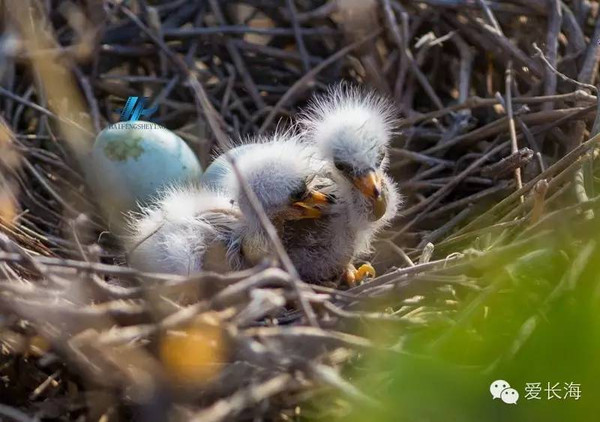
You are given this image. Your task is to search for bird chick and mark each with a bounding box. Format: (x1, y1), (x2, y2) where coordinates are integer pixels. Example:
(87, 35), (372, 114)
(299, 84), (401, 261)
(126, 136), (328, 275)
(202, 136), (363, 285)
(126, 186), (238, 275)
(222, 138), (331, 266)
(280, 175), (359, 284)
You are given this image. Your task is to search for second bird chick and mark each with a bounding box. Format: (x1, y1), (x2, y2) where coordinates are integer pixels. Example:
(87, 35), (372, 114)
(298, 84), (401, 283)
(202, 135), (353, 283)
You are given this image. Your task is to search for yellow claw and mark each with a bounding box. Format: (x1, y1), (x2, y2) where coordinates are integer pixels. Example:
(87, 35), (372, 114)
(343, 263), (376, 287)
(355, 263), (376, 281)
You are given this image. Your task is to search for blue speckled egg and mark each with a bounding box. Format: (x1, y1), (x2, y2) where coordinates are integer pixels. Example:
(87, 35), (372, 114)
(87, 122), (202, 214)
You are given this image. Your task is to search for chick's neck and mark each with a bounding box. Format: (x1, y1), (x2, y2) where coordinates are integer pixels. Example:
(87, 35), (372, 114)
(240, 217), (285, 266)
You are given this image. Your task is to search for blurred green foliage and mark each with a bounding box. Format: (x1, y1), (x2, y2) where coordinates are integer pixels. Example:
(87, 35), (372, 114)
(308, 219), (600, 422)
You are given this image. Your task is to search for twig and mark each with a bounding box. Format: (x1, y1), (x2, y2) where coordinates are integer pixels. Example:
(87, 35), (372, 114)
(419, 242), (435, 264)
(258, 31), (381, 133)
(207, 0), (266, 110)
(0, 404), (39, 422)
(542, 0), (561, 112)
(504, 62), (522, 196)
(476, 0), (502, 34)
(398, 141), (510, 233)
(190, 374), (294, 422)
(398, 91), (596, 128)
(532, 43), (597, 93)
(382, 0), (444, 110)
(529, 179), (549, 224)
(418, 205), (473, 248)
(453, 131), (600, 236)
(308, 363), (380, 408)
(286, 0), (311, 73)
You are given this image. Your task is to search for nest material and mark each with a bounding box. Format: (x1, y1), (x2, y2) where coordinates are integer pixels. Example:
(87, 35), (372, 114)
(1, 0), (600, 421)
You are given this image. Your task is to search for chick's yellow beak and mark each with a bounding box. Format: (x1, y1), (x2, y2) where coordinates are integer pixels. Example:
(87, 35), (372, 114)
(303, 191), (331, 206)
(354, 170), (388, 221)
(292, 202), (322, 219)
(354, 170), (382, 200)
(291, 190), (332, 219)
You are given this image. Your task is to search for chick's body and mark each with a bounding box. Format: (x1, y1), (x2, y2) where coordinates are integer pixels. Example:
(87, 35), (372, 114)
(299, 84), (402, 260)
(126, 187), (243, 275)
(281, 176), (357, 283)
(202, 139), (360, 284)
(283, 163), (400, 284)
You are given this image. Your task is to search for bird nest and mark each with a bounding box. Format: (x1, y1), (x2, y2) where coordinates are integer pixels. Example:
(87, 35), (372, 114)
(1, 1), (600, 421)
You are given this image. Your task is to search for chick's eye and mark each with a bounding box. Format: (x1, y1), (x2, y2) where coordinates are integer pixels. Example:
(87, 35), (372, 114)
(334, 161), (351, 173)
(290, 185), (308, 201)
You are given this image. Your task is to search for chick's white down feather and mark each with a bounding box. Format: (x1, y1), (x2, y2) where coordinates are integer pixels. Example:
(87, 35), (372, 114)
(202, 130), (307, 192)
(299, 84), (402, 260)
(126, 186), (241, 275)
(224, 136), (317, 223)
(299, 84), (396, 171)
